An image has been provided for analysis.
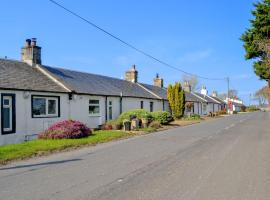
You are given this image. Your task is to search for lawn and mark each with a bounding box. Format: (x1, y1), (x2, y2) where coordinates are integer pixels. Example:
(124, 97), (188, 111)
(0, 130), (131, 165)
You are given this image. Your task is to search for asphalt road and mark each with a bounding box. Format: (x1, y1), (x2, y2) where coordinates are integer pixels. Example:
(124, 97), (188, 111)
(0, 112), (269, 200)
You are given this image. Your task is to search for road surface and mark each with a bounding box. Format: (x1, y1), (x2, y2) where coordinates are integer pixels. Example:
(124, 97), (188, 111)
(0, 112), (269, 200)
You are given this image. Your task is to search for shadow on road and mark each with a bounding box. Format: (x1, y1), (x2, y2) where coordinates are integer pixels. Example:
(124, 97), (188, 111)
(0, 158), (82, 170)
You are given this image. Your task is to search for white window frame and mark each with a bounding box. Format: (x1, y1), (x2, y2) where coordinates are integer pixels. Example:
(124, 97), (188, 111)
(89, 99), (100, 116)
(32, 96), (59, 118)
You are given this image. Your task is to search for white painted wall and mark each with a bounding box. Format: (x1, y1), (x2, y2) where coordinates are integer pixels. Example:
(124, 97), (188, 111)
(0, 90), (170, 145)
(0, 90), (68, 145)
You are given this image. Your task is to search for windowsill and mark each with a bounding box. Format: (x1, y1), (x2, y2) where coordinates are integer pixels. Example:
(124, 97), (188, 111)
(32, 115), (59, 118)
(88, 114), (101, 117)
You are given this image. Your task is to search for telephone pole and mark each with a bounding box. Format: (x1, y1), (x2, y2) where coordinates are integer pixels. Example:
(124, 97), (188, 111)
(227, 77), (230, 113)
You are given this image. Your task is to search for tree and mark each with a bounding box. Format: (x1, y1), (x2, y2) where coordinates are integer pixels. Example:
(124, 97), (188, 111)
(241, 0), (270, 103)
(218, 89), (238, 100)
(255, 85), (270, 105)
(182, 75), (200, 92)
(167, 82), (185, 119)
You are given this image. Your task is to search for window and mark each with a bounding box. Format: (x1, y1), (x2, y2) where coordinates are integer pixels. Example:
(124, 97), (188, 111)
(140, 101), (144, 109)
(1, 94), (16, 134)
(89, 99), (100, 115)
(32, 96), (59, 118)
(150, 102), (154, 112)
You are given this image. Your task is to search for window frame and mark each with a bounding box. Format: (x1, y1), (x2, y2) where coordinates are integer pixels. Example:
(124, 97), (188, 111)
(31, 95), (60, 118)
(1, 93), (16, 135)
(89, 99), (100, 116)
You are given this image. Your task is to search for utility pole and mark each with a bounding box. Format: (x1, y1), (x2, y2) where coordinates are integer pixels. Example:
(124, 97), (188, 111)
(227, 77), (230, 113)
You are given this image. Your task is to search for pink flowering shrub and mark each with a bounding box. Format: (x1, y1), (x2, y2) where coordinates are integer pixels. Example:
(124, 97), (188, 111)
(38, 120), (91, 139)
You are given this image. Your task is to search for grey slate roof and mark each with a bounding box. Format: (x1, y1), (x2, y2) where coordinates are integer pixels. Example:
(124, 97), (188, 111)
(0, 59), (68, 92)
(210, 96), (226, 104)
(194, 93), (219, 104)
(141, 83), (167, 99)
(185, 92), (206, 102)
(42, 66), (159, 99)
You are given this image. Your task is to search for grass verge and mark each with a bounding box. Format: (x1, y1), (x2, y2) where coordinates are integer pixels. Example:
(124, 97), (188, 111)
(0, 130), (131, 165)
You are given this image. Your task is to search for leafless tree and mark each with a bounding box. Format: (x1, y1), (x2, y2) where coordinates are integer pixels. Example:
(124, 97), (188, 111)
(182, 75), (200, 92)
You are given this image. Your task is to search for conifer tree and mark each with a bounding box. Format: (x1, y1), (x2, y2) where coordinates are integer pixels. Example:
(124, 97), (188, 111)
(167, 82), (185, 119)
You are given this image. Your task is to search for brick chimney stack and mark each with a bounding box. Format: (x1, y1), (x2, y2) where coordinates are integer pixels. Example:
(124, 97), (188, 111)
(183, 81), (191, 92)
(125, 65), (138, 83)
(153, 73), (164, 88)
(21, 38), (41, 66)
(201, 86), (208, 96)
(212, 91), (218, 97)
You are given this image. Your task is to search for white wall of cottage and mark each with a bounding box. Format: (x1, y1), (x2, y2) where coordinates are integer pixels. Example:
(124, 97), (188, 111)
(0, 90), (169, 145)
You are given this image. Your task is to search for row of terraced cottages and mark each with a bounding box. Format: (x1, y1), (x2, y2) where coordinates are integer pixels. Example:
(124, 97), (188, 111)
(0, 39), (226, 145)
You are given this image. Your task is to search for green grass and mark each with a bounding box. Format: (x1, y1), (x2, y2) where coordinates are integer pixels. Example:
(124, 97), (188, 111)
(0, 130), (131, 165)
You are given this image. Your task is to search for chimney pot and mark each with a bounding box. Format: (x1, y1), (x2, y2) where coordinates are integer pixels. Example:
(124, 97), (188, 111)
(21, 38), (41, 65)
(25, 39), (31, 47)
(154, 73), (163, 88)
(31, 38), (37, 46)
(125, 65), (138, 83)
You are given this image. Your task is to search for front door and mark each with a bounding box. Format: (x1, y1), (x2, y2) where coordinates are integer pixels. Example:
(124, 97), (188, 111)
(1, 94), (16, 134)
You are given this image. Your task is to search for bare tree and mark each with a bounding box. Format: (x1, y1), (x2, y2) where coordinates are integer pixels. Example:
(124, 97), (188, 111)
(182, 75), (200, 92)
(255, 86), (270, 105)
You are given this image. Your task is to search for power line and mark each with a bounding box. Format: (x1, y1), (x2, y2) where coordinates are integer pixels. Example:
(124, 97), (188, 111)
(48, 0), (226, 81)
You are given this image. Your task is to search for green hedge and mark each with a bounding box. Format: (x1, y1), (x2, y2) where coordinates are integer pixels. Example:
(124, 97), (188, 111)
(151, 111), (172, 124)
(118, 109), (152, 122)
(117, 109), (172, 125)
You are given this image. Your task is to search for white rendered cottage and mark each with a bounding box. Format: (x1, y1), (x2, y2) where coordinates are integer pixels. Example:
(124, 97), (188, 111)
(0, 39), (169, 145)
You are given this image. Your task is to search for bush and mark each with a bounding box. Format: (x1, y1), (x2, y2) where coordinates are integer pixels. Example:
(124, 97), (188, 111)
(38, 120), (91, 139)
(118, 109), (152, 123)
(246, 105), (260, 112)
(184, 114), (201, 120)
(105, 120), (122, 130)
(149, 120), (161, 129)
(151, 111), (173, 125)
(217, 110), (227, 115)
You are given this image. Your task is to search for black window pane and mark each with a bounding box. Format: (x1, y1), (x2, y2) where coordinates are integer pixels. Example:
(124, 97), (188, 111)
(33, 98), (46, 115)
(48, 99), (56, 114)
(89, 100), (99, 104)
(89, 105), (100, 114)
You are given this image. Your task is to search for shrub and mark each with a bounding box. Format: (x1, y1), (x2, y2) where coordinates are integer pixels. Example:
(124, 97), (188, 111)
(38, 120), (91, 139)
(151, 111), (173, 125)
(246, 105), (260, 112)
(217, 110), (227, 115)
(184, 114), (201, 120)
(149, 120), (161, 129)
(105, 120), (122, 130)
(118, 109), (152, 123)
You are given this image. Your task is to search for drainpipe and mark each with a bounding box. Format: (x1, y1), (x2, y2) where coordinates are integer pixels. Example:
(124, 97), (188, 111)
(105, 96), (108, 122)
(120, 92), (123, 114)
(162, 100), (165, 111)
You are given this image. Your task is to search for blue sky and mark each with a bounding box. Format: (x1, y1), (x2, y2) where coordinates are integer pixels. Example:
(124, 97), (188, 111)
(0, 0), (266, 104)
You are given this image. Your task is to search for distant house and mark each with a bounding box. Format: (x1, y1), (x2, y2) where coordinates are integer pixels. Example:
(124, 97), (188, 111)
(183, 82), (224, 116)
(0, 39), (170, 145)
(226, 97), (245, 112)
